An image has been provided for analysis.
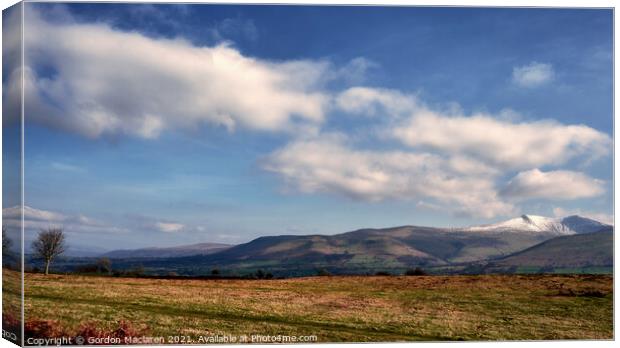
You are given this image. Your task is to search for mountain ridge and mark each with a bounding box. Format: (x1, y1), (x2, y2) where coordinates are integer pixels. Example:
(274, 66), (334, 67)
(56, 214), (611, 276)
(463, 214), (610, 235)
(482, 226), (613, 272)
(112, 214), (611, 276)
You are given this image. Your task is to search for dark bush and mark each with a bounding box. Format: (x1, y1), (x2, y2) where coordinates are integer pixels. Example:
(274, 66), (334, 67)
(557, 288), (608, 298)
(24, 319), (66, 339)
(405, 267), (427, 276)
(126, 265), (145, 277)
(74, 264), (99, 274)
(316, 268), (331, 276)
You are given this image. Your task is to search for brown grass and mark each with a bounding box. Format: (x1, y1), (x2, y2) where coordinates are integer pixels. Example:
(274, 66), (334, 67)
(7, 270), (614, 342)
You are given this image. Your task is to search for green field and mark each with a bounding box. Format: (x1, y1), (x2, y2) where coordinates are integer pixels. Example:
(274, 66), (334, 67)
(5, 269), (614, 343)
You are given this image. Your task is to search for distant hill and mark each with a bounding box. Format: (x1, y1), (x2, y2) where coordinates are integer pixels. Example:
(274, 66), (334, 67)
(483, 227), (613, 273)
(131, 215), (611, 276)
(65, 244), (111, 257)
(48, 214), (612, 276)
(102, 242), (232, 259)
(200, 224), (556, 266)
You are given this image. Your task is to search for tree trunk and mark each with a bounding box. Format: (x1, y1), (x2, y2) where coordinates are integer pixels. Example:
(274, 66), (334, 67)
(45, 259), (50, 275)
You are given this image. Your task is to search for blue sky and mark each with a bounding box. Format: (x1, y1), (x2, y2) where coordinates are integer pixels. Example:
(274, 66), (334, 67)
(2, 4), (613, 250)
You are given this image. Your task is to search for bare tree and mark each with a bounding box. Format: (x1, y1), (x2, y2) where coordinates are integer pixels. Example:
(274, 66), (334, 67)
(32, 228), (66, 275)
(97, 257), (112, 274)
(3, 227), (14, 267)
(2, 227), (12, 251)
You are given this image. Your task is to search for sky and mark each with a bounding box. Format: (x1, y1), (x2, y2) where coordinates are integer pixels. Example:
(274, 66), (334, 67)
(1, 3), (614, 251)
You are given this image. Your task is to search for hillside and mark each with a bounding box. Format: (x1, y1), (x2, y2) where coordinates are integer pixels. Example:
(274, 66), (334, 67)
(484, 228), (613, 273)
(134, 224), (565, 276)
(45, 215), (612, 276)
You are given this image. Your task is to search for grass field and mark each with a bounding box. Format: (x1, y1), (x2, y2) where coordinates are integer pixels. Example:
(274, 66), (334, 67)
(4, 269), (614, 342)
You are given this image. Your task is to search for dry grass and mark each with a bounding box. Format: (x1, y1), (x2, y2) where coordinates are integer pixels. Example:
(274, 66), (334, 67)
(5, 269), (613, 342)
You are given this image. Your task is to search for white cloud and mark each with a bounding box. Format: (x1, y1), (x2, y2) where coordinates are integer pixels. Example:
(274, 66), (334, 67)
(289, 87), (611, 217)
(501, 169), (605, 201)
(2, 205), (119, 236)
(1, 5), (22, 126)
(512, 62), (554, 87)
(5, 8), (609, 221)
(154, 222), (185, 233)
(336, 86), (416, 117)
(211, 16), (259, 42)
(392, 111), (610, 170)
(335, 87), (610, 171)
(332, 58), (379, 85)
(2, 206), (192, 239)
(263, 134), (515, 218)
(13, 9), (331, 139)
(3, 205), (67, 222)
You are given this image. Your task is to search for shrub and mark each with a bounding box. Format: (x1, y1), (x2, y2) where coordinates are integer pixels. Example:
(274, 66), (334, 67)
(126, 265), (145, 277)
(375, 271), (391, 276)
(316, 268), (331, 276)
(74, 264), (99, 274)
(24, 319), (66, 339)
(75, 320), (147, 340)
(96, 258), (112, 274)
(405, 267), (427, 276)
(2, 312), (22, 341)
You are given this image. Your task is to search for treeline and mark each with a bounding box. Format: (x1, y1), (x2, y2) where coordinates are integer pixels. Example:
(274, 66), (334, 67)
(57, 265), (430, 280)
(16, 227), (433, 279)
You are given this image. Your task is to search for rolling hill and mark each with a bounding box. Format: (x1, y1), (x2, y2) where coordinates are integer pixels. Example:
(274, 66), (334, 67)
(122, 214), (611, 276)
(483, 227), (613, 273)
(42, 214), (611, 276)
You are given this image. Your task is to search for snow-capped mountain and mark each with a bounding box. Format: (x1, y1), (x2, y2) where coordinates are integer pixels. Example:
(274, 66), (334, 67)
(464, 214), (611, 235)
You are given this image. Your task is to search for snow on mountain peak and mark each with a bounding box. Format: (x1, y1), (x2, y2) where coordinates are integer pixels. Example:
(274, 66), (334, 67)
(464, 214), (608, 235)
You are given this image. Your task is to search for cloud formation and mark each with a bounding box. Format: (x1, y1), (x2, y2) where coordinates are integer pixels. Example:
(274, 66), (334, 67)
(10, 9), (332, 139)
(2, 206), (192, 238)
(500, 169), (605, 201)
(154, 222), (185, 233)
(209, 16), (259, 42)
(392, 112), (610, 170)
(264, 87), (610, 217)
(6, 9), (610, 220)
(263, 134), (514, 218)
(2, 205), (116, 235)
(512, 62), (554, 87)
(335, 87), (610, 170)
(336, 86), (416, 117)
